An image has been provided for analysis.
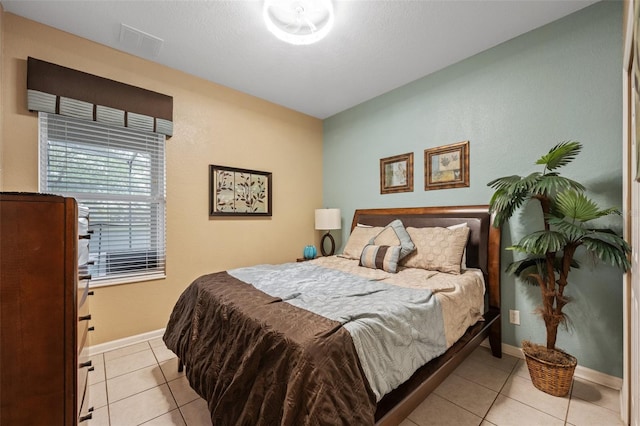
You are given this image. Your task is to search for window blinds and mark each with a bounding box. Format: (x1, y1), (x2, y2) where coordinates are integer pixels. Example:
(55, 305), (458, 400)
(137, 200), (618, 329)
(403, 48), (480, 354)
(39, 112), (166, 285)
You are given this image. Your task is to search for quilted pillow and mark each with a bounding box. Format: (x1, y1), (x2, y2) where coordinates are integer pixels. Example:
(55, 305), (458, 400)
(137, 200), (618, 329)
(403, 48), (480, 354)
(369, 219), (415, 260)
(400, 226), (470, 274)
(359, 244), (401, 273)
(341, 225), (384, 260)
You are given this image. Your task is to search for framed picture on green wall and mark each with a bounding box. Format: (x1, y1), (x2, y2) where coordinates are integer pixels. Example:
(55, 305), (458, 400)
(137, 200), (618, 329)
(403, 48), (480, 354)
(424, 141), (470, 191)
(380, 152), (414, 194)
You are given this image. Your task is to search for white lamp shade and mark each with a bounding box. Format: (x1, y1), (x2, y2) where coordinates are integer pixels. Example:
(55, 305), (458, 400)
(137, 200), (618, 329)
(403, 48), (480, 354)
(315, 208), (341, 230)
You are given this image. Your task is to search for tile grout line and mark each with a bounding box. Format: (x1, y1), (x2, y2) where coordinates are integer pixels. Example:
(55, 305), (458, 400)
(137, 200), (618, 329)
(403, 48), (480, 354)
(563, 381), (574, 426)
(101, 352), (113, 426)
(100, 353), (112, 426)
(151, 344), (189, 426)
(439, 371), (502, 420)
(480, 355), (519, 425)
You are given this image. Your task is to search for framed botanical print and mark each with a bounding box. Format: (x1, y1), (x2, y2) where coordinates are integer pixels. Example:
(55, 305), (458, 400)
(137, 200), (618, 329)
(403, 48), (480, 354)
(380, 152), (414, 194)
(209, 165), (272, 216)
(424, 141), (470, 190)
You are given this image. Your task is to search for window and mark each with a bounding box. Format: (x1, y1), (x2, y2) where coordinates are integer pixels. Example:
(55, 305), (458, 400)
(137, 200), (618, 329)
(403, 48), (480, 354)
(39, 112), (166, 286)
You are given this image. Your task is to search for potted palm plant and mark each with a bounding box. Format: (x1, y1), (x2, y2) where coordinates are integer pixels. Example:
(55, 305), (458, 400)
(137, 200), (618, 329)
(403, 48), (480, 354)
(487, 141), (630, 397)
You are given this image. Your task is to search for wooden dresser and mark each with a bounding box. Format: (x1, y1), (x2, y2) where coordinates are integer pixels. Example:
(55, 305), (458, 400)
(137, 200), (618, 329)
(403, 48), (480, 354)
(0, 193), (94, 425)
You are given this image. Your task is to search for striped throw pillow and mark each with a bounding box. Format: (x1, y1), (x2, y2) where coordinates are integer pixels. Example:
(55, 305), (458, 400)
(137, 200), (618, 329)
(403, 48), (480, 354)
(359, 244), (401, 273)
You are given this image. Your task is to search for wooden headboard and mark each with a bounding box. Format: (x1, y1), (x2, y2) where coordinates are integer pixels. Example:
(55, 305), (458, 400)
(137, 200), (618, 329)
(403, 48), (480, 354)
(351, 205), (501, 312)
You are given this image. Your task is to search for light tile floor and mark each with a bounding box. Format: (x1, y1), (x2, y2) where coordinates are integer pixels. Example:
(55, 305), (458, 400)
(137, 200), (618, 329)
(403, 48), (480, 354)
(86, 339), (623, 426)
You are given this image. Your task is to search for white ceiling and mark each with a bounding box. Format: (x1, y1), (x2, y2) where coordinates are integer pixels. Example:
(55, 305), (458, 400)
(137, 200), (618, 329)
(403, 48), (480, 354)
(2, 0), (598, 119)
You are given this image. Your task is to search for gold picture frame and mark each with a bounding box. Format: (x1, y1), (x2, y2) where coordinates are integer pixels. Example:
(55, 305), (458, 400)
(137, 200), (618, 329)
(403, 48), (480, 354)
(209, 165), (272, 216)
(380, 152), (414, 194)
(424, 141), (470, 191)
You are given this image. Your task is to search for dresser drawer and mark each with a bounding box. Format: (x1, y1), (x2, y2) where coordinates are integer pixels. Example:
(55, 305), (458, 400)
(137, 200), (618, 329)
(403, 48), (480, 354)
(77, 361), (88, 417)
(77, 365), (92, 424)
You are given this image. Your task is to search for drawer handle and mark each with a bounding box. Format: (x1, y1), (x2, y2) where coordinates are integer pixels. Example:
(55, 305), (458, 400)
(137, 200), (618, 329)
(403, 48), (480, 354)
(79, 235), (91, 240)
(87, 260), (95, 265)
(79, 360), (92, 368)
(88, 366), (95, 372)
(79, 413), (93, 422)
(79, 315), (91, 321)
(88, 291), (94, 296)
(88, 326), (95, 332)
(79, 274), (92, 280)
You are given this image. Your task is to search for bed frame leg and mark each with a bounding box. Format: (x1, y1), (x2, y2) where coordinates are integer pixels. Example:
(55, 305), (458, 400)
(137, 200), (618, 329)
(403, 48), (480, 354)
(489, 316), (502, 358)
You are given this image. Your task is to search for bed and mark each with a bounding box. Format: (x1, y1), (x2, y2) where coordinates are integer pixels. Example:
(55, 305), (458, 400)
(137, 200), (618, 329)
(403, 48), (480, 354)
(163, 205), (501, 425)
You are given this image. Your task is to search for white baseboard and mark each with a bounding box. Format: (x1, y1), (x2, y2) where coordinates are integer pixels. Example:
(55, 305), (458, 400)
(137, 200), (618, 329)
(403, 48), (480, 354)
(481, 340), (623, 390)
(87, 328), (166, 356)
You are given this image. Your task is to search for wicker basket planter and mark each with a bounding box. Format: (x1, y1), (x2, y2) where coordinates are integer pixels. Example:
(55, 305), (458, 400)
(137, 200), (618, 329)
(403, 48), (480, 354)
(522, 343), (577, 397)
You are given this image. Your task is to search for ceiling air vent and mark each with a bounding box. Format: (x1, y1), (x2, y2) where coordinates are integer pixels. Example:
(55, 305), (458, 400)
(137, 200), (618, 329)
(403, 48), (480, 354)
(119, 23), (163, 58)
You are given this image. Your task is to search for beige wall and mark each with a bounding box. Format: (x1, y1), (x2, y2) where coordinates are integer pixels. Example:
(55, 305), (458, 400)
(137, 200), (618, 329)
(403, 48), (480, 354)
(1, 13), (323, 344)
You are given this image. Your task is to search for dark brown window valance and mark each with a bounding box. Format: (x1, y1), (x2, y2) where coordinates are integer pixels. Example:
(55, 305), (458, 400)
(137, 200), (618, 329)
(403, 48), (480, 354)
(27, 57), (173, 137)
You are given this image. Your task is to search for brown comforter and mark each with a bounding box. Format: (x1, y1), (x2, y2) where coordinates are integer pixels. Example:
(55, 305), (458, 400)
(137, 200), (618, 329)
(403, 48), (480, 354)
(163, 272), (376, 425)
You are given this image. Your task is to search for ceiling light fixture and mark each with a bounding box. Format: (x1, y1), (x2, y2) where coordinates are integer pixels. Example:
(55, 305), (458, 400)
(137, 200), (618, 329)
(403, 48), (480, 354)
(263, 0), (334, 46)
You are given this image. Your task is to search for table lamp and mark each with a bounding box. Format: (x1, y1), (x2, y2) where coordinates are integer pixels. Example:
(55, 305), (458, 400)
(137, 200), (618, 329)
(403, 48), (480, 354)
(315, 208), (341, 256)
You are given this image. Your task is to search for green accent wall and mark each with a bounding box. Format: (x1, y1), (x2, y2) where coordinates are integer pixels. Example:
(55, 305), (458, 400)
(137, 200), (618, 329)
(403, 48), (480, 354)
(323, 1), (624, 377)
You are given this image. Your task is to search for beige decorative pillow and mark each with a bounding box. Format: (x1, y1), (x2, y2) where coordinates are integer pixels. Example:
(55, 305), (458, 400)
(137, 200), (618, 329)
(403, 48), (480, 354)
(400, 226), (470, 274)
(341, 225), (384, 260)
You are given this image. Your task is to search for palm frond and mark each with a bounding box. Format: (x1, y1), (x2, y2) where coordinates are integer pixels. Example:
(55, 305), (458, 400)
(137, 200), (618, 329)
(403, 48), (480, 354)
(489, 187), (529, 227)
(509, 230), (567, 255)
(511, 172), (542, 193)
(506, 256), (579, 282)
(554, 190), (621, 223)
(547, 216), (587, 240)
(583, 230), (631, 253)
(535, 141), (582, 171)
(506, 258), (545, 284)
(487, 175), (523, 190)
(582, 237), (631, 271)
(529, 175), (585, 196)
